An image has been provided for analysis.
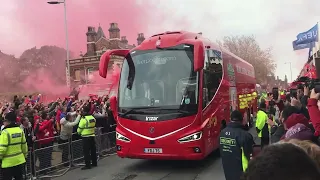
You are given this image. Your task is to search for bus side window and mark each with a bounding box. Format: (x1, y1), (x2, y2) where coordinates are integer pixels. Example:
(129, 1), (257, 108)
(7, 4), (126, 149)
(202, 49), (223, 109)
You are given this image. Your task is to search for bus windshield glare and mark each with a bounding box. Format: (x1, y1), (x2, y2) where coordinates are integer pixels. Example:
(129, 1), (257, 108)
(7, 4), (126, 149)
(118, 44), (198, 114)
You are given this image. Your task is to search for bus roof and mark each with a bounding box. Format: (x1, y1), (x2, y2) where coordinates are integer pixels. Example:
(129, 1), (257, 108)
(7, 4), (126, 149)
(133, 31), (253, 69)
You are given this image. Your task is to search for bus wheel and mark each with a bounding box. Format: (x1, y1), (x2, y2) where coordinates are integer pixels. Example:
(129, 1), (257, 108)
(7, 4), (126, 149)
(221, 120), (227, 131)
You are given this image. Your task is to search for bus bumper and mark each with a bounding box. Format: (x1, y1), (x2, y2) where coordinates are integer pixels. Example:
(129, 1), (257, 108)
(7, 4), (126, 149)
(116, 140), (207, 160)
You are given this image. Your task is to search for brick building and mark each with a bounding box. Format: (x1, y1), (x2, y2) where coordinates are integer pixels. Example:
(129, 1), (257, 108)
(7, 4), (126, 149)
(68, 22), (145, 85)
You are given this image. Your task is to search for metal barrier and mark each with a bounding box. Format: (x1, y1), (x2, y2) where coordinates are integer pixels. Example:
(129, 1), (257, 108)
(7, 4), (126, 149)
(22, 129), (117, 179)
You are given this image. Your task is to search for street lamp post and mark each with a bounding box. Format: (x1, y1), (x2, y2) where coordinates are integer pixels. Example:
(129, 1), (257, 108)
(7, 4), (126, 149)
(285, 62), (293, 82)
(47, 0), (71, 88)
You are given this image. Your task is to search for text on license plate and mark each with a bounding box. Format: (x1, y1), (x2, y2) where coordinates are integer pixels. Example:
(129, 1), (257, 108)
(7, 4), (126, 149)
(144, 148), (163, 154)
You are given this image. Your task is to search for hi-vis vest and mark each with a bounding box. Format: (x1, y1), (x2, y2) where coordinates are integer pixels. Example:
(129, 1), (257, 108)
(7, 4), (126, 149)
(77, 115), (96, 137)
(255, 110), (269, 138)
(0, 127), (28, 168)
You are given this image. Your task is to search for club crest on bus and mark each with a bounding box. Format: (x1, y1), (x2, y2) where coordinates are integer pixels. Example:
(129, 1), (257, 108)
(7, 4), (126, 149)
(149, 127), (155, 134)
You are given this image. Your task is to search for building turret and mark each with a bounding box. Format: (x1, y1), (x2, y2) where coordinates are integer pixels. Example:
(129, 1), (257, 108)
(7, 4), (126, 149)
(108, 23), (120, 39)
(120, 36), (128, 44)
(86, 26), (97, 56)
(137, 33), (145, 45)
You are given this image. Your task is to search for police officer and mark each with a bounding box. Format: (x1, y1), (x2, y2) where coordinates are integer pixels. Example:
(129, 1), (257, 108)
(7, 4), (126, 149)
(77, 106), (97, 170)
(220, 110), (254, 180)
(0, 111), (28, 180)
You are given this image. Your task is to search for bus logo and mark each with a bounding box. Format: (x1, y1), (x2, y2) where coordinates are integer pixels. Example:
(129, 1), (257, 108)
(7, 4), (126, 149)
(149, 127), (155, 134)
(146, 116), (158, 121)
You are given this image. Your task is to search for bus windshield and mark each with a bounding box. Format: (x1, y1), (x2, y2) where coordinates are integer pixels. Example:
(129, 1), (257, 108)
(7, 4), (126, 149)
(118, 44), (198, 114)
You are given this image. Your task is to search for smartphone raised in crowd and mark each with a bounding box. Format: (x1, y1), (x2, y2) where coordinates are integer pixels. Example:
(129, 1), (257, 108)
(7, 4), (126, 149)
(314, 85), (320, 94)
(290, 88), (298, 99)
(272, 87), (279, 101)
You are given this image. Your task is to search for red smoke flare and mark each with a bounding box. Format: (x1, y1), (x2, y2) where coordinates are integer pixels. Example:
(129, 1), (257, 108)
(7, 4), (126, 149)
(11, 0), (154, 56)
(78, 65), (120, 99)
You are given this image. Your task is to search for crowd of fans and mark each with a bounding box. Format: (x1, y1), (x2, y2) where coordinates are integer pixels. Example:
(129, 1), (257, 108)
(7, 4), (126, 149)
(243, 87), (320, 180)
(3, 86), (320, 179)
(0, 93), (116, 176)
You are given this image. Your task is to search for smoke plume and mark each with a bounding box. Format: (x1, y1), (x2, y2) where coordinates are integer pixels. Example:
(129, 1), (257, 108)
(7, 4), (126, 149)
(0, 0), (155, 56)
(1, 0), (320, 93)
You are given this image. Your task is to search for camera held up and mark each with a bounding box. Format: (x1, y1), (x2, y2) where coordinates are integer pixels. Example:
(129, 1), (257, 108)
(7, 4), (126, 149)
(296, 76), (320, 93)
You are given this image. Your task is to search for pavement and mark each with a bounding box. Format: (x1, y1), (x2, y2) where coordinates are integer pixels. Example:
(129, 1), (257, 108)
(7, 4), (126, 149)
(55, 126), (258, 180)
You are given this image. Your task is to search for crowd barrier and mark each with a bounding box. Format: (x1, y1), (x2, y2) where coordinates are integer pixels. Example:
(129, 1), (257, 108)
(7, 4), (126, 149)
(0, 128), (116, 180)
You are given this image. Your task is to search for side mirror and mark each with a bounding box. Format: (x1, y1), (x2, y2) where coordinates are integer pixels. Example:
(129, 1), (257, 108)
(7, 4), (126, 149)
(109, 96), (118, 122)
(99, 49), (130, 78)
(193, 40), (205, 71)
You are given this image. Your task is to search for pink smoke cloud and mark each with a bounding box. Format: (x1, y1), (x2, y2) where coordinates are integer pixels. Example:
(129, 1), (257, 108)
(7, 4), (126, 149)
(1, 0), (157, 56)
(22, 68), (69, 95)
(78, 65), (120, 98)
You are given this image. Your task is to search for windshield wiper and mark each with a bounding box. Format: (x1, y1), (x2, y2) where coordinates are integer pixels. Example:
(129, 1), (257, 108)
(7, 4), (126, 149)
(138, 107), (191, 114)
(118, 109), (143, 116)
(119, 107), (159, 116)
(119, 107), (191, 116)
(160, 108), (190, 114)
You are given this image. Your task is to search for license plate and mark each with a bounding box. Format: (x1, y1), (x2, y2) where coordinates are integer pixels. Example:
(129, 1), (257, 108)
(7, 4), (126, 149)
(144, 148), (163, 154)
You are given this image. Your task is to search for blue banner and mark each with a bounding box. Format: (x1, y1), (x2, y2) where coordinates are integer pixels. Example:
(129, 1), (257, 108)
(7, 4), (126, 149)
(295, 24), (318, 45)
(292, 41), (315, 51)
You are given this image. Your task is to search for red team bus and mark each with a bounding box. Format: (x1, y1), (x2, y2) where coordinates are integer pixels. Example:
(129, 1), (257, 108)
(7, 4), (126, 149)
(99, 31), (257, 160)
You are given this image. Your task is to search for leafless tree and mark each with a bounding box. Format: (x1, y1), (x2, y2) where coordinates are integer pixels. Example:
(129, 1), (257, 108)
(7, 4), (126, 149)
(218, 35), (276, 84)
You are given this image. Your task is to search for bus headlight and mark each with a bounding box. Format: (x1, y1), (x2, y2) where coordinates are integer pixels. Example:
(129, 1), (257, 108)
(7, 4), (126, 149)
(178, 131), (202, 143)
(116, 132), (131, 142)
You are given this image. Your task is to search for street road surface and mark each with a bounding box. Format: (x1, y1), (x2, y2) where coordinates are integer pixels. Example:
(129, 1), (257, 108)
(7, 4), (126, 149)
(55, 127), (258, 180)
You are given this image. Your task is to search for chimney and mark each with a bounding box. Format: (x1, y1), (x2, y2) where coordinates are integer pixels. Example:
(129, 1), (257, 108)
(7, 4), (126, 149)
(137, 33), (145, 45)
(108, 22), (120, 39)
(86, 26), (97, 56)
(120, 36), (128, 44)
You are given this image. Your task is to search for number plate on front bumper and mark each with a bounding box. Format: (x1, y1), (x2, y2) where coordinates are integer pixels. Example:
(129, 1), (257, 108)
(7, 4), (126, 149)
(144, 148), (163, 154)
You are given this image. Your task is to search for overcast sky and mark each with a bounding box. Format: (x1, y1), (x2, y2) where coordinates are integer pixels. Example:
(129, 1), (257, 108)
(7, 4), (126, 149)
(1, 0), (319, 82)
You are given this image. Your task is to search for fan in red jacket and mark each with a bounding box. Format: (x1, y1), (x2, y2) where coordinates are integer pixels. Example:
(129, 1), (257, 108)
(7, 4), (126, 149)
(307, 89), (320, 136)
(35, 113), (54, 147)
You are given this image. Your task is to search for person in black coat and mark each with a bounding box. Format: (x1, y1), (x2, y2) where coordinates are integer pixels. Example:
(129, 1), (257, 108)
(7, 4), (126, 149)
(220, 110), (255, 180)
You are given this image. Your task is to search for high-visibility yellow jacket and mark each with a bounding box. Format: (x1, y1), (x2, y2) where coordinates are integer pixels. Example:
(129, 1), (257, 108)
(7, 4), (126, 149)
(0, 126), (28, 168)
(255, 110), (269, 138)
(77, 115), (96, 137)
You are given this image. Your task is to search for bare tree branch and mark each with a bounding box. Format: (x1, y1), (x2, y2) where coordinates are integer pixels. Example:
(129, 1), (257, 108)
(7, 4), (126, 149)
(219, 35), (276, 83)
